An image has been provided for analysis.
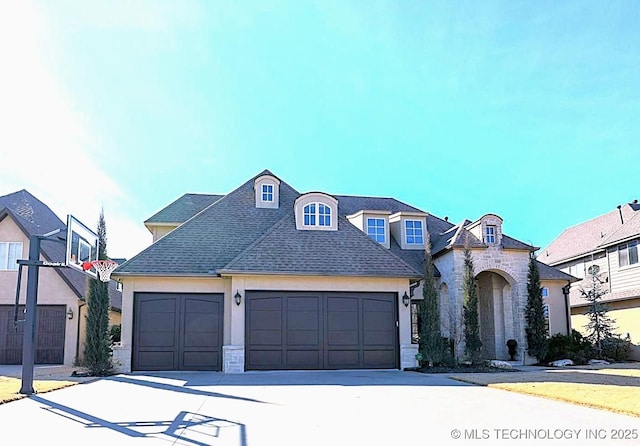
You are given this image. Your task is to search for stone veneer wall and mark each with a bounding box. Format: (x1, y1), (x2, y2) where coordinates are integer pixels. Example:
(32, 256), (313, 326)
(434, 246), (533, 364)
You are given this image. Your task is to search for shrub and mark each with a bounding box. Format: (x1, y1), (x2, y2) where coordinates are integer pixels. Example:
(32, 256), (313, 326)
(543, 330), (593, 365)
(109, 324), (121, 344)
(601, 334), (632, 362)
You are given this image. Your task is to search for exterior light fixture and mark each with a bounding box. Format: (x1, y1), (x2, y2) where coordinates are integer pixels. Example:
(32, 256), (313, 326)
(66, 307), (74, 320)
(234, 290), (242, 306)
(402, 291), (410, 307)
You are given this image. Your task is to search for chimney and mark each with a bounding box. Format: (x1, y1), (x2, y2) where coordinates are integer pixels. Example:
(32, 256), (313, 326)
(617, 205), (624, 224)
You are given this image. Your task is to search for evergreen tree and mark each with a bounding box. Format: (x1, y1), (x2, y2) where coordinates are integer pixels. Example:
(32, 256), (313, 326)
(462, 246), (482, 364)
(83, 208), (112, 375)
(419, 233), (443, 367)
(525, 257), (548, 362)
(581, 271), (616, 359)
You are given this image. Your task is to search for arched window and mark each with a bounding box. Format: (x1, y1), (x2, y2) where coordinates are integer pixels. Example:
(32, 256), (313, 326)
(303, 203), (331, 227)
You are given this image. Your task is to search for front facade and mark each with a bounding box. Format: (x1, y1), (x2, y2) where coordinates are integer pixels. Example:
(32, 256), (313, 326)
(113, 170), (572, 372)
(540, 201), (640, 360)
(0, 190), (122, 366)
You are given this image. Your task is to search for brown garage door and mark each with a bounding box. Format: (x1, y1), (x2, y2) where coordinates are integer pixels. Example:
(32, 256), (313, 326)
(246, 292), (398, 370)
(133, 293), (223, 371)
(0, 305), (66, 365)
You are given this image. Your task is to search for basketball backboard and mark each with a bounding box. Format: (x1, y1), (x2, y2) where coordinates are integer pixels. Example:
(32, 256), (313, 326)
(65, 215), (98, 279)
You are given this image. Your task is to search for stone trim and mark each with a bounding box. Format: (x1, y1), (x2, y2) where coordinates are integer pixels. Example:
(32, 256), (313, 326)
(401, 344), (419, 369)
(223, 345), (245, 373)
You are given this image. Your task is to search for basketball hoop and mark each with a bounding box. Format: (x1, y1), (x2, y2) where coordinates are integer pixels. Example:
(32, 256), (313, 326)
(82, 260), (119, 282)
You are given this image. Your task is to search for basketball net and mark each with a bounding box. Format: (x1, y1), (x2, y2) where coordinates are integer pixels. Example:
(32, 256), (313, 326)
(82, 260), (119, 282)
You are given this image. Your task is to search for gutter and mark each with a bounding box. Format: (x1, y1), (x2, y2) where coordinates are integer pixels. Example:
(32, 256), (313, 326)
(562, 282), (571, 335)
(75, 300), (85, 363)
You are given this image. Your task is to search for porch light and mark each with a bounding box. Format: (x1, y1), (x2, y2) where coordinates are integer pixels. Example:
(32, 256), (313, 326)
(402, 291), (410, 307)
(234, 290), (242, 306)
(66, 307), (74, 320)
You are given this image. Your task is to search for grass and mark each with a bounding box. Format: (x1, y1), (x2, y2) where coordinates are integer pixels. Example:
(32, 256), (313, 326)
(450, 366), (640, 418)
(0, 376), (77, 404)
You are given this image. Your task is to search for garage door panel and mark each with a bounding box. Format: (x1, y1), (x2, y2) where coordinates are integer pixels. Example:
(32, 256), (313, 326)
(327, 349), (360, 368)
(246, 292), (397, 370)
(363, 349), (396, 368)
(0, 305), (65, 365)
(250, 311), (282, 330)
(286, 350), (321, 368)
(248, 349), (283, 368)
(137, 351), (175, 370)
(287, 330), (319, 345)
(183, 351), (219, 369)
(327, 330), (358, 346)
(133, 293), (222, 371)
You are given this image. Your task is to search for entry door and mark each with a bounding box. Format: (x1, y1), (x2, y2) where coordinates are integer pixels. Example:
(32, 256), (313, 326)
(133, 293), (223, 371)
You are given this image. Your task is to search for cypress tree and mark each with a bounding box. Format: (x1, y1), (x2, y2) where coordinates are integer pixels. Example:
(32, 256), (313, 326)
(462, 246), (482, 364)
(419, 233), (443, 367)
(525, 257), (548, 362)
(83, 209), (112, 375)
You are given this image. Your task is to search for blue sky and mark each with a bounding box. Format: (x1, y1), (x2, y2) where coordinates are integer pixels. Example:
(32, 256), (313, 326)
(1, 1), (638, 259)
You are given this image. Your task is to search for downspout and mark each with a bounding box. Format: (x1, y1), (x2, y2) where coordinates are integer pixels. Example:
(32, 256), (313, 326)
(75, 301), (86, 363)
(562, 282), (571, 335)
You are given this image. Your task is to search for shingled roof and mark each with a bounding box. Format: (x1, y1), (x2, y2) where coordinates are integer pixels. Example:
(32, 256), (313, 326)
(541, 202), (640, 265)
(117, 171), (422, 278)
(145, 193), (224, 224)
(0, 190), (121, 310)
(122, 170), (563, 281)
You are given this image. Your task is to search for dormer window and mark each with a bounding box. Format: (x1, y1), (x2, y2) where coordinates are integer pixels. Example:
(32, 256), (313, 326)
(485, 225), (496, 244)
(367, 218), (385, 243)
(405, 220), (424, 245)
(254, 174), (280, 209)
(295, 193), (338, 231)
(262, 184), (274, 202)
(303, 203), (331, 227)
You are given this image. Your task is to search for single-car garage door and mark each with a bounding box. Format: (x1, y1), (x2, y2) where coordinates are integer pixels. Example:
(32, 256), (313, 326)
(0, 305), (66, 365)
(133, 293), (223, 371)
(246, 291), (398, 370)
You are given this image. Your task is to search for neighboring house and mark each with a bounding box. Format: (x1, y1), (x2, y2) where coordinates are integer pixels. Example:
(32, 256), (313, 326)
(113, 170), (572, 373)
(540, 201), (640, 360)
(0, 190), (122, 366)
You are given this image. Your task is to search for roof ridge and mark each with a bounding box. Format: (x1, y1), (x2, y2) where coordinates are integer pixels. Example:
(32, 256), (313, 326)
(598, 209), (640, 247)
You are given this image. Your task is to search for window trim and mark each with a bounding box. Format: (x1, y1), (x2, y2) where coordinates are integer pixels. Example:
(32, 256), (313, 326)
(405, 219), (424, 245)
(485, 225), (496, 244)
(366, 217), (386, 243)
(303, 202), (332, 228)
(261, 183), (274, 202)
(0, 242), (23, 271)
(541, 287), (549, 298)
(618, 240), (639, 268)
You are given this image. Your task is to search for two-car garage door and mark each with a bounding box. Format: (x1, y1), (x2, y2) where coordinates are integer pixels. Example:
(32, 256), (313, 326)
(132, 291), (399, 371)
(245, 292), (398, 370)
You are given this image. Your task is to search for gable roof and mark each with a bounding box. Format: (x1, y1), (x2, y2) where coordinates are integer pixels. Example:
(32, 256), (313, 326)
(0, 190), (122, 310)
(541, 202), (640, 265)
(145, 193), (224, 224)
(116, 171), (422, 278)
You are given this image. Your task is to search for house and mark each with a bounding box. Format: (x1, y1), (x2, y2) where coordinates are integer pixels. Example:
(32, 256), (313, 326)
(539, 201), (640, 360)
(112, 170), (572, 372)
(0, 190), (122, 366)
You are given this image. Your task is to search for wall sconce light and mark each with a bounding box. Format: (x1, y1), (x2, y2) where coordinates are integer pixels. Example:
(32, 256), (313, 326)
(402, 291), (410, 307)
(66, 307), (74, 320)
(234, 290), (242, 306)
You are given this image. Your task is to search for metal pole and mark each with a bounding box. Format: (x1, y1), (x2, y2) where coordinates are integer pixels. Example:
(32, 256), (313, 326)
(20, 235), (41, 395)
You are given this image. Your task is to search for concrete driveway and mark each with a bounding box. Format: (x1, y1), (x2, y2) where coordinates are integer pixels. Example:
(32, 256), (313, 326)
(0, 370), (638, 445)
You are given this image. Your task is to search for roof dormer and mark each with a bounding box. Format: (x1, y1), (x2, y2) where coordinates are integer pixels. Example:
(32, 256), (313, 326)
(347, 210), (391, 249)
(389, 211), (428, 250)
(467, 214), (503, 245)
(295, 192), (338, 231)
(254, 174), (280, 209)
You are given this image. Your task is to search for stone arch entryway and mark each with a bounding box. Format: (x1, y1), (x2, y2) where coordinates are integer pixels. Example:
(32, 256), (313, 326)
(475, 270), (514, 360)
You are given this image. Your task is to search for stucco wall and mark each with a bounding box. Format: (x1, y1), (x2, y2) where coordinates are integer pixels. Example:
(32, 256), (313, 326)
(571, 297), (640, 361)
(541, 280), (570, 336)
